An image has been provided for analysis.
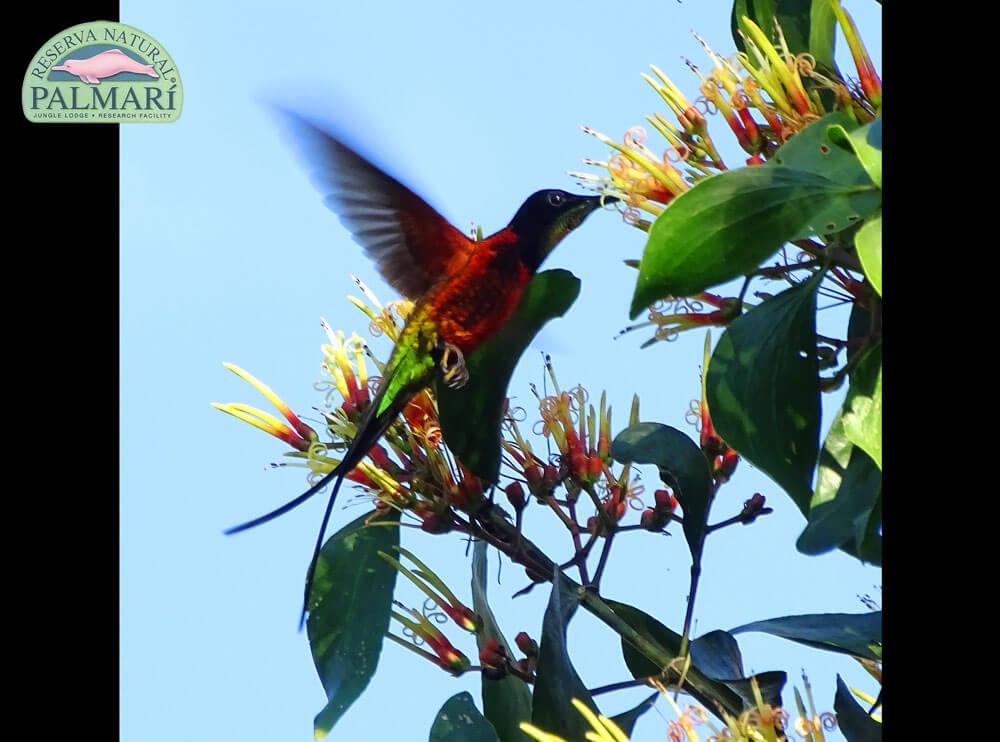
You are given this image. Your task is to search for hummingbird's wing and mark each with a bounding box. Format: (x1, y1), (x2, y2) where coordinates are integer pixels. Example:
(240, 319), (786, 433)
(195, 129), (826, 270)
(279, 112), (476, 299)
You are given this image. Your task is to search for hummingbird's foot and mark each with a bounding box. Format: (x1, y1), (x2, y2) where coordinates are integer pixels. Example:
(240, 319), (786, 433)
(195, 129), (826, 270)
(439, 342), (469, 389)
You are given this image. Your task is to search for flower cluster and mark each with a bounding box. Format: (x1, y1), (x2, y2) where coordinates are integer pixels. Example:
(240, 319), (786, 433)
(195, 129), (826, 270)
(519, 674), (844, 742)
(577, 2), (880, 225)
(500, 359), (651, 548)
(621, 292), (744, 347)
(214, 277), (496, 538)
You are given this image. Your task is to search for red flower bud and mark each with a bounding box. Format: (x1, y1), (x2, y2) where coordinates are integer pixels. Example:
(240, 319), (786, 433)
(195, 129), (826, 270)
(505, 482), (526, 510)
(737, 107), (761, 149)
(640, 508), (660, 531)
(525, 465), (542, 490)
(586, 456), (604, 480)
(608, 499), (626, 522)
(739, 493), (771, 524)
(515, 631), (538, 657)
(716, 448), (739, 481)
(345, 468), (377, 489)
(654, 489), (677, 513)
(479, 638), (507, 669)
(420, 514), (452, 534)
(542, 464), (559, 488)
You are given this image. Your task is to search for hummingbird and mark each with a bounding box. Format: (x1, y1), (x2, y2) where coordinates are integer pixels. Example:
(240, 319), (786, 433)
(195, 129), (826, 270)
(226, 111), (615, 625)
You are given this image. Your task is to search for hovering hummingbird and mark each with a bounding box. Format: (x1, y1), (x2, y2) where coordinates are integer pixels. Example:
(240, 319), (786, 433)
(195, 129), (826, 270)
(226, 111), (615, 625)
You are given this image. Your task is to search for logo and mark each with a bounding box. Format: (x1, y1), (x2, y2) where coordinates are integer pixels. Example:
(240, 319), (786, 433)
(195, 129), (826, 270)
(22, 21), (182, 123)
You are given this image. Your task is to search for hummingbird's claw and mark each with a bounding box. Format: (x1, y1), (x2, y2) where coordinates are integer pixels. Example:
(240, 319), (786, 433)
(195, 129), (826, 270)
(440, 343), (469, 389)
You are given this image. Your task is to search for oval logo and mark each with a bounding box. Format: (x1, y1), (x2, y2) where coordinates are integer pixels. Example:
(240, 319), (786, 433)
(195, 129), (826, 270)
(22, 21), (183, 123)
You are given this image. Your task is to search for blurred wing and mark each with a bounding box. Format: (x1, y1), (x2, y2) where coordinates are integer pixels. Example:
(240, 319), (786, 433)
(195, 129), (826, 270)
(280, 111), (476, 298)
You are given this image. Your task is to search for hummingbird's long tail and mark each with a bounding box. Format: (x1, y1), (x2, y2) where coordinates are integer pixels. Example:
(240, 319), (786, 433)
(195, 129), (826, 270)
(224, 359), (423, 628)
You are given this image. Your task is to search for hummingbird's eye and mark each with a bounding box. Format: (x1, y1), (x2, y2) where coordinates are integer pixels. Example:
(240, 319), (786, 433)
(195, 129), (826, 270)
(547, 192), (566, 207)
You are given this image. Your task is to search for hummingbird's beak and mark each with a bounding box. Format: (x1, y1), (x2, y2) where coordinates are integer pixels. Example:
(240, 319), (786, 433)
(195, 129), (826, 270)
(581, 194), (618, 209)
(569, 194), (617, 221)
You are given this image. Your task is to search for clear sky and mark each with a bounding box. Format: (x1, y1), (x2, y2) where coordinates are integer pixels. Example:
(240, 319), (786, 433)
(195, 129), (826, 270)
(120, 1), (882, 740)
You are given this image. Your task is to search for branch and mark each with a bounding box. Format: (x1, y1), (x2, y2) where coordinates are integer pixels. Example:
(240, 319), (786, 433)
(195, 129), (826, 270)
(471, 504), (744, 719)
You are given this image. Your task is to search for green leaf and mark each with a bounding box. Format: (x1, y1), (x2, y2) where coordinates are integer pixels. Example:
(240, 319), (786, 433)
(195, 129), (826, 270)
(799, 345), (882, 557)
(610, 422), (713, 557)
(706, 272), (824, 512)
(827, 118), (882, 189)
(855, 213), (882, 297)
(438, 269), (580, 481)
(853, 493), (882, 565)
(808, 0), (839, 73)
(834, 675), (882, 742)
(845, 301), (872, 371)
(308, 509), (401, 737)
(607, 600), (678, 679)
(768, 114), (880, 240)
(531, 570), (599, 739)
(797, 413), (880, 556)
(731, 0), (838, 72)
(731, 0), (773, 52)
(471, 542), (533, 742)
(609, 693), (659, 738)
(604, 601), (743, 718)
(429, 692), (501, 742)
(689, 631), (786, 709)
(630, 166), (878, 314)
(730, 611), (882, 661)
(770, 114), (869, 185)
(843, 364), (882, 471)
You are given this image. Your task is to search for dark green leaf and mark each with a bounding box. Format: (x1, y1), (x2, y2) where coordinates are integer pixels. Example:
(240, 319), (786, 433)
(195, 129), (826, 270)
(706, 273), (824, 512)
(852, 493), (882, 565)
(731, 0), (837, 72)
(855, 213), (882, 297)
(438, 269), (580, 481)
(308, 510), (401, 736)
(808, 0), (839, 73)
(690, 630), (744, 679)
(730, 611), (882, 661)
(731, 0), (771, 53)
(799, 345), (881, 557)
(531, 569), (599, 739)
(690, 631), (786, 708)
(429, 692), (501, 742)
(610, 693), (659, 738)
(471, 542), (533, 742)
(607, 600), (679, 679)
(605, 600), (743, 718)
(722, 672), (787, 710)
(846, 301), (872, 371)
(834, 676), (882, 742)
(630, 167), (878, 313)
(611, 422), (713, 557)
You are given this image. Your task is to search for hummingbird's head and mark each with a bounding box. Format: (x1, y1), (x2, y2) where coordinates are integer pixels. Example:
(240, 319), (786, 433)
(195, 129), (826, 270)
(509, 190), (618, 271)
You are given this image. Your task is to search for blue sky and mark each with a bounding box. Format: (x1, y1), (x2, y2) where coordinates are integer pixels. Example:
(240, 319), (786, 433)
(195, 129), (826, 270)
(120, 1), (882, 739)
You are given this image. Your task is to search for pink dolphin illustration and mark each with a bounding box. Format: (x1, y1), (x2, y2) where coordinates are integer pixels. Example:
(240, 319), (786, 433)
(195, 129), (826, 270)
(51, 49), (158, 85)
